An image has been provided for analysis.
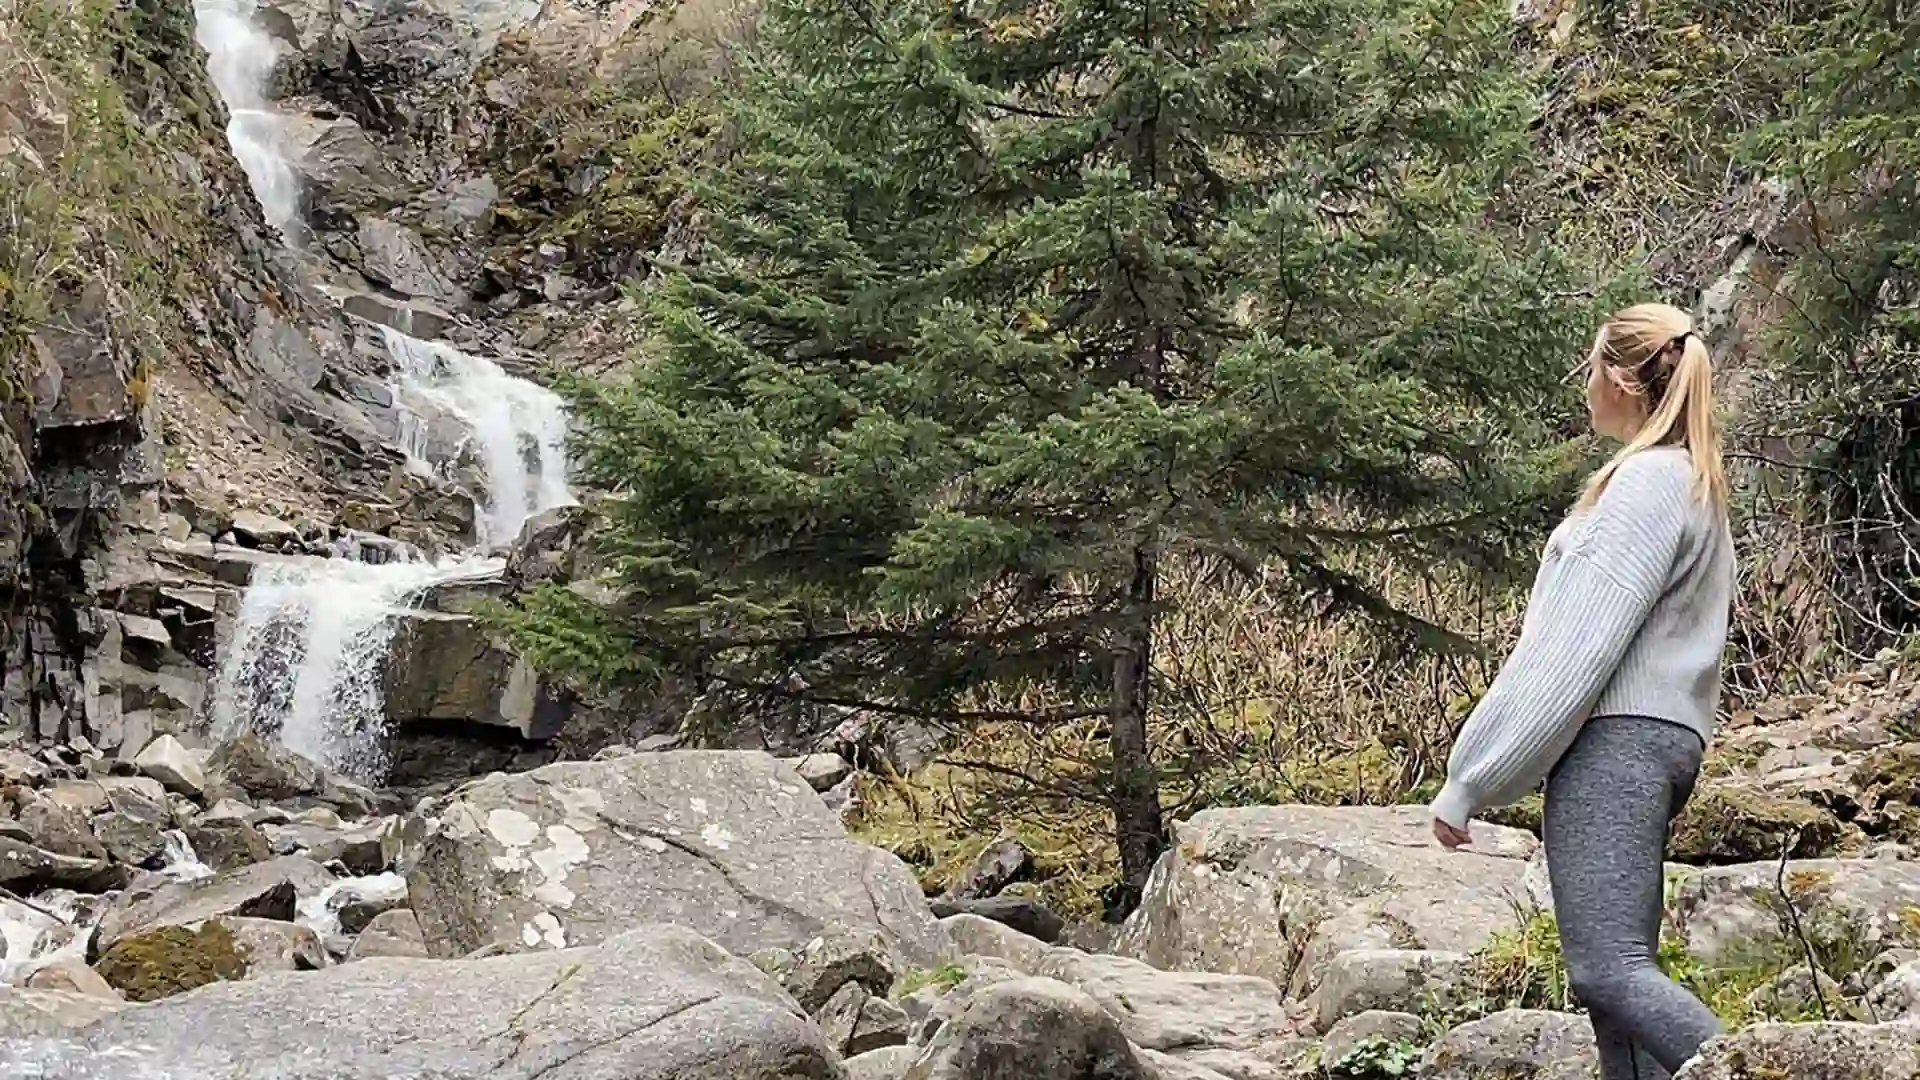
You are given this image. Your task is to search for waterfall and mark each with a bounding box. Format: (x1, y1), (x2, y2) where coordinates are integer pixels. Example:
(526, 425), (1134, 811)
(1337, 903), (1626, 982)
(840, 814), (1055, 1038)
(384, 327), (575, 549)
(193, 0), (303, 239)
(209, 554), (504, 785)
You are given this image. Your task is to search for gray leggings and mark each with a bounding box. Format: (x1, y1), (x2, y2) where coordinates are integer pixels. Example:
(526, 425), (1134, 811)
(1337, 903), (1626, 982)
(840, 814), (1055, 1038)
(1545, 715), (1722, 1080)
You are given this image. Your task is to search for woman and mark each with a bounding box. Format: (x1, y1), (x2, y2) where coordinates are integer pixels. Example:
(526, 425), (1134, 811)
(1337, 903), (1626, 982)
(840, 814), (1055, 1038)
(1430, 302), (1734, 1079)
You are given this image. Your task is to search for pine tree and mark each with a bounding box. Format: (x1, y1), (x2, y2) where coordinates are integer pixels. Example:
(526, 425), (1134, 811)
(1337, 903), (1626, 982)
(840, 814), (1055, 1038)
(516, 0), (1597, 905)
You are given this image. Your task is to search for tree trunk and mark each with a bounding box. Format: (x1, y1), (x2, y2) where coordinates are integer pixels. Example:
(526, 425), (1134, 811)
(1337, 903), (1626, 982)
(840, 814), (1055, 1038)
(1108, 545), (1165, 919)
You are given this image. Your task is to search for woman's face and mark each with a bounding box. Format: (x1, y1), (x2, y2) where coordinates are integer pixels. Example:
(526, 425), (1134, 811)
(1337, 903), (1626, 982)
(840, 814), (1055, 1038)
(1586, 346), (1646, 441)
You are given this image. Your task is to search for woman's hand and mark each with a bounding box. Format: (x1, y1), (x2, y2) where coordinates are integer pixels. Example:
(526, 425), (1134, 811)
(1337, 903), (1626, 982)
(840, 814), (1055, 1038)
(1432, 818), (1472, 850)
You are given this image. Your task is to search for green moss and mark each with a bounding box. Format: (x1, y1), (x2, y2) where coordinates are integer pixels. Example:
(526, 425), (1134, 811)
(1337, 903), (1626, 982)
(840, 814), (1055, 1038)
(1667, 784), (1845, 864)
(93, 922), (251, 1002)
(893, 963), (967, 998)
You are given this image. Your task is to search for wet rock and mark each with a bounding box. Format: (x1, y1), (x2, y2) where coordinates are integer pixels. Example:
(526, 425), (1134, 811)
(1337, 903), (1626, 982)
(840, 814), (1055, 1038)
(1418, 1009), (1596, 1080)
(260, 816), (399, 875)
(92, 920), (253, 1002)
(10, 788), (109, 860)
(228, 509), (301, 551)
(930, 895), (1064, 943)
(216, 916), (329, 974)
(1320, 1010), (1426, 1070)
(131, 734), (206, 798)
(403, 750), (944, 967)
(87, 806), (167, 866)
(182, 817), (274, 872)
(505, 504), (591, 588)
(0, 836), (127, 893)
(1307, 949), (1474, 1031)
(382, 612), (566, 740)
(345, 908), (429, 961)
(789, 752), (854, 793)
(356, 218), (459, 303)
(282, 109), (408, 211)
(943, 834), (1032, 900)
(207, 730), (321, 802)
(0, 986), (127, 1038)
(93, 855), (335, 953)
(1674, 1020), (1920, 1078)
(1672, 858), (1920, 968)
(1033, 948), (1295, 1053)
(16, 924), (841, 1078)
(941, 912), (1051, 972)
(23, 959), (121, 1001)
(847, 1045), (919, 1080)
(1115, 805), (1538, 998)
(905, 976), (1152, 1080)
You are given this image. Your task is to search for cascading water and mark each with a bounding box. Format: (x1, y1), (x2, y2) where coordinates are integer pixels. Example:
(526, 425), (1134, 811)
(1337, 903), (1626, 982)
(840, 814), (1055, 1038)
(384, 327), (575, 549)
(192, 0), (303, 239)
(209, 554), (504, 784)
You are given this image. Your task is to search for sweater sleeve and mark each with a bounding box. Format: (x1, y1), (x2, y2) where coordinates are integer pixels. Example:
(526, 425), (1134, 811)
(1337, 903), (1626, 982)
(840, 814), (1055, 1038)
(1430, 452), (1695, 829)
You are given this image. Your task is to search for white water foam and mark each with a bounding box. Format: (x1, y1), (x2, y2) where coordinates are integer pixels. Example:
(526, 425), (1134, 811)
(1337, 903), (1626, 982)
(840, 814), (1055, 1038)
(383, 327), (574, 549)
(158, 830), (215, 883)
(209, 554), (505, 784)
(296, 871), (409, 939)
(0, 891), (96, 984)
(193, 0), (303, 239)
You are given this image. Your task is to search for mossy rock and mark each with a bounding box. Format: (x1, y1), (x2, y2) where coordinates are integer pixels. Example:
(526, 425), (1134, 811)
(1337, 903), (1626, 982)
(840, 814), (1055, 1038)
(1669, 784), (1847, 864)
(1481, 794), (1544, 836)
(93, 922), (250, 1002)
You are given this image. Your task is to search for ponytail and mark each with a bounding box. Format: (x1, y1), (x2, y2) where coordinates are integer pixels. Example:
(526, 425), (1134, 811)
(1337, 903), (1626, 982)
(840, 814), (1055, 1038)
(1577, 305), (1728, 512)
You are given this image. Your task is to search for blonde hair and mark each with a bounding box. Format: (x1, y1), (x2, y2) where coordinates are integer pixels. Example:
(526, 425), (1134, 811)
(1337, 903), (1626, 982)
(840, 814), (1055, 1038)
(1578, 302), (1728, 511)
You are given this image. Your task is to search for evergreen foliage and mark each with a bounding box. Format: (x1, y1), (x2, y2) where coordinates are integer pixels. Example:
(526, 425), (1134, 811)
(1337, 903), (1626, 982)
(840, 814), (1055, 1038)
(510, 0), (1602, 902)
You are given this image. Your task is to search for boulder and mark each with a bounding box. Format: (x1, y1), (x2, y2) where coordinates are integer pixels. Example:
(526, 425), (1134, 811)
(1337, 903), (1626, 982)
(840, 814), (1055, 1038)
(0, 836), (127, 893)
(228, 509), (302, 551)
(92, 921), (253, 1001)
(1418, 1010), (1596, 1080)
(904, 976), (1152, 1080)
(817, 982), (911, 1057)
(943, 834), (1032, 900)
(941, 912), (1051, 972)
(261, 817), (400, 874)
(1033, 948), (1295, 1053)
(1307, 949), (1474, 1031)
(182, 817), (274, 872)
(758, 929), (900, 1014)
(1115, 805), (1538, 997)
(357, 218), (459, 303)
(1674, 1020), (1920, 1078)
(403, 751), (944, 967)
(382, 612), (567, 739)
(10, 924), (842, 1079)
(847, 1045), (919, 1080)
(1868, 957), (1920, 1021)
(1672, 858), (1920, 968)
(346, 908), (430, 961)
(207, 730), (322, 802)
(0, 986), (127, 1039)
(23, 959), (121, 1001)
(92, 855), (336, 953)
(10, 789), (108, 860)
(1319, 1010), (1427, 1071)
(87, 807), (167, 866)
(790, 753), (854, 793)
(132, 735), (206, 798)
(1150, 1046), (1306, 1080)
(930, 895), (1064, 943)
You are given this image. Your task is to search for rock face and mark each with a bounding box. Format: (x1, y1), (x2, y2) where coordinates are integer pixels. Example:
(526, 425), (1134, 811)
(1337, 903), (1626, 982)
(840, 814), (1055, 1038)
(2, 924), (843, 1079)
(381, 612), (567, 739)
(1675, 1020), (1920, 1079)
(404, 751), (944, 966)
(1115, 804), (1539, 997)
(904, 977), (1152, 1080)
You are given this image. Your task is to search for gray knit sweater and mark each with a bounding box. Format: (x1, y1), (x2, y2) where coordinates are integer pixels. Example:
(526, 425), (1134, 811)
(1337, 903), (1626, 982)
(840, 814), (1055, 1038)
(1431, 447), (1734, 830)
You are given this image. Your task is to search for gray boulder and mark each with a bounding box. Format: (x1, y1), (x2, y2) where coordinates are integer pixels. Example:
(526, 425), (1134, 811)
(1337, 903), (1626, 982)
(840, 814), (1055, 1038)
(10, 789), (108, 860)
(3, 924), (842, 1079)
(0, 837), (126, 893)
(403, 751), (943, 968)
(132, 735), (207, 798)
(1673, 859), (1920, 968)
(790, 753), (854, 793)
(381, 612), (566, 739)
(1869, 957), (1920, 1021)
(1307, 949), (1474, 1031)
(1115, 805), (1538, 998)
(1418, 1010), (1596, 1080)
(181, 817), (273, 872)
(1319, 1010), (1427, 1070)
(206, 731), (321, 802)
(847, 1045), (919, 1080)
(1675, 1020), (1920, 1078)
(1033, 948), (1293, 1053)
(87, 807), (167, 867)
(943, 835), (1032, 900)
(930, 895), (1064, 943)
(941, 912), (1051, 972)
(0, 987), (126, 1039)
(904, 976), (1152, 1080)
(92, 855), (335, 953)
(346, 908), (430, 961)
